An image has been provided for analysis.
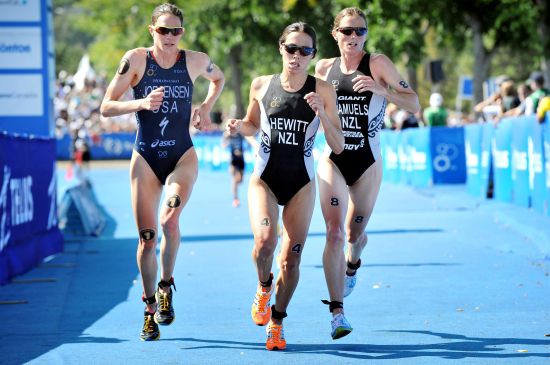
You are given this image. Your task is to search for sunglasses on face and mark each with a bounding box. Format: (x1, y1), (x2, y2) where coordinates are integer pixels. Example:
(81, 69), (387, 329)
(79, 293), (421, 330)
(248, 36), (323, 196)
(154, 26), (184, 36)
(282, 43), (316, 57)
(337, 27), (368, 36)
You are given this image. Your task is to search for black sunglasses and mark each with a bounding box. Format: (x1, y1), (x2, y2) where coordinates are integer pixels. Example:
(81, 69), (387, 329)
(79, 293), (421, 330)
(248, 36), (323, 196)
(337, 27), (368, 36)
(282, 43), (316, 57)
(155, 26), (184, 36)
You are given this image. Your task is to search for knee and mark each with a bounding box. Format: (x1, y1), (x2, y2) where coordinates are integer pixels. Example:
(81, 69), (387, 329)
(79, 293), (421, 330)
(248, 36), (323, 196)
(279, 255), (300, 273)
(325, 224), (345, 248)
(253, 236), (277, 259)
(138, 228), (157, 252)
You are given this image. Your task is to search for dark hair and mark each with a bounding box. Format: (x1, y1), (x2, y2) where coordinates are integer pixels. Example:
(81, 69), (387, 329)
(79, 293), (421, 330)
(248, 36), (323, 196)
(151, 3), (183, 25)
(332, 7), (367, 32)
(278, 22), (317, 51)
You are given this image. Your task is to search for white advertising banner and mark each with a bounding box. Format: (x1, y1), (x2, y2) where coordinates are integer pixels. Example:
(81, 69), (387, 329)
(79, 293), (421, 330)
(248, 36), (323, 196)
(0, 27), (42, 69)
(0, 74), (43, 116)
(0, 1), (41, 22)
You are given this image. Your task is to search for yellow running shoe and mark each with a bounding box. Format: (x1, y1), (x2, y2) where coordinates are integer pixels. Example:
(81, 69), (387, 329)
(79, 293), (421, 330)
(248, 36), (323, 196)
(140, 311), (160, 341)
(266, 322), (286, 350)
(251, 281), (273, 326)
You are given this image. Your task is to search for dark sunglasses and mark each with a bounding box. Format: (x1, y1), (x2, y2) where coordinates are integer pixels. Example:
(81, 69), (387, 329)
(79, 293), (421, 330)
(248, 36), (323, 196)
(282, 43), (316, 57)
(155, 26), (184, 36)
(337, 27), (368, 36)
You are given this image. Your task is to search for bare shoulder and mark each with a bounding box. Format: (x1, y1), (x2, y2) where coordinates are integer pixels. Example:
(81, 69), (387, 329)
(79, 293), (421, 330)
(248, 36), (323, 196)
(369, 53), (394, 70)
(185, 49), (209, 65)
(315, 57), (337, 79)
(250, 75), (273, 100)
(124, 47), (147, 61)
(251, 75), (272, 91)
(116, 48), (147, 76)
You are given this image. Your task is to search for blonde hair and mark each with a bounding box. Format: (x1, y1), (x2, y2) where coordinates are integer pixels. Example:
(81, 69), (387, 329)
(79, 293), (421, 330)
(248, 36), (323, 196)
(332, 7), (367, 32)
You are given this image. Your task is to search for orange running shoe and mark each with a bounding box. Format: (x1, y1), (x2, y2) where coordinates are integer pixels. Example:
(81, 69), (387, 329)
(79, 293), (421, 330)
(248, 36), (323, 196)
(251, 281), (273, 326)
(266, 321), (286, 350)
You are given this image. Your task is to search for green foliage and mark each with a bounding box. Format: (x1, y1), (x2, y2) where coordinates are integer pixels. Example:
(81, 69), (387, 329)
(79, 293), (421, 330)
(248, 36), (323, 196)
(52, 0), (548, 112)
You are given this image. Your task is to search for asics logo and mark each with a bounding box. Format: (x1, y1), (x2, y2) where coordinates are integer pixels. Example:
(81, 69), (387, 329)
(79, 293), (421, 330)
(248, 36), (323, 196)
(151, 139), (176, 148)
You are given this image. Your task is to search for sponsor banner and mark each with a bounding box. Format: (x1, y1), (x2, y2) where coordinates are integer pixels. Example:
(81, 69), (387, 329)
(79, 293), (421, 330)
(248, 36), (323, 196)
(479, 123), (494, 198)
(527, 118), (547, 214)
(408, 128), (431, 187)
(56, 132), (327, 174)
(510, 117), (531, 207)
(381, 129), (400, 183)
(543, 122), (550, 217)
(464, 124), (482, 196)
(56, 133), (135, 160)
(0, 132), (63, 285)
(0, 74), (43, 116)
(492, 118), (513, 202)
(398, 129), (412, 185)
(0, 27), (42, 69)
(0, 1), (41, 22)
(429, 126), (467, 184)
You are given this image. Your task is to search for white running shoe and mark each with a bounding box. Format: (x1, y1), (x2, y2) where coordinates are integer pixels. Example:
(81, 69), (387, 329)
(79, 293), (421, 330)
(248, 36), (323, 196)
(343, 273), (357, 298)
(331, 313), (353, 339)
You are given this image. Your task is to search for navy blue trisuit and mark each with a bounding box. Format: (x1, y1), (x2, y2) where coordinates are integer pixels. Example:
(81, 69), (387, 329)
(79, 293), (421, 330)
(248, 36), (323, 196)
(228, 133), (245, 172)
(254, 74), (320, 206)
(132, 49), (193, 184)
(325, 53), (386, 186)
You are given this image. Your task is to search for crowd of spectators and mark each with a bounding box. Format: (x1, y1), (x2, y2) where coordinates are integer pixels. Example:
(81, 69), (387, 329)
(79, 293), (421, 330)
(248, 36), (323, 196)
(473, 71), (549, 125)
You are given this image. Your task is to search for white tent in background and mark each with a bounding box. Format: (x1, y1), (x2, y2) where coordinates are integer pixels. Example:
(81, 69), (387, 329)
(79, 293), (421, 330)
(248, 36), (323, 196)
(73, 54), (96, 91)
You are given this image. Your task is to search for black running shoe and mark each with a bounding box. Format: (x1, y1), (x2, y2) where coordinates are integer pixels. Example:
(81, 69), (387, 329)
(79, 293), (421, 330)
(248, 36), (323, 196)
(140, 311), (160, 341)
(154, 288), (175, 325)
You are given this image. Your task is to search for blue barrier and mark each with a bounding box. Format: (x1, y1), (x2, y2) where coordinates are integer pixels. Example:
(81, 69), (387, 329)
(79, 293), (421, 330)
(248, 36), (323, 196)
(544, 121), (550, 217)
(56, 133), (135, 160)
(381, 130), (400, 183)
(511, 117), (531, 207)
(398, 130), (412, 185)
(0, 132), (63, 285)
(492, 119), (513, 202)
(408, 128), (431, 187)
(479, 123), (494, 198)
(429, 126), (467, 184)
(526, 118), (546, 213)
(465, 124), (482, 195)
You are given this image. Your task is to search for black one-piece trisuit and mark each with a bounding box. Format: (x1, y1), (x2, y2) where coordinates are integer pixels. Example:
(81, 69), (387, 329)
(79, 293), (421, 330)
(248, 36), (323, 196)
(254, 74), (320, 205)
(325, 54), (386, 186)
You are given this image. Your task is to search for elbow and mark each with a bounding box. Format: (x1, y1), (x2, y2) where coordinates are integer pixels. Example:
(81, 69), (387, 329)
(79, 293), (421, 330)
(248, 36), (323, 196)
(99, 103), (111, 118)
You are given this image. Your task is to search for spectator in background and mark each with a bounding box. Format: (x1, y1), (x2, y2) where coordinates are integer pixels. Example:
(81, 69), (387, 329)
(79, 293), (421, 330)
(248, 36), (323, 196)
(474, 75), (511, 122)
(499, 80), (520, 114)
(525, 71), (550, 116)
(537, 95), (550, 123)
(503, 83), (532, 117)
(394, 109), (420, 130)
(423, 92), (448, 127)
(222, 130), (246, 207)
